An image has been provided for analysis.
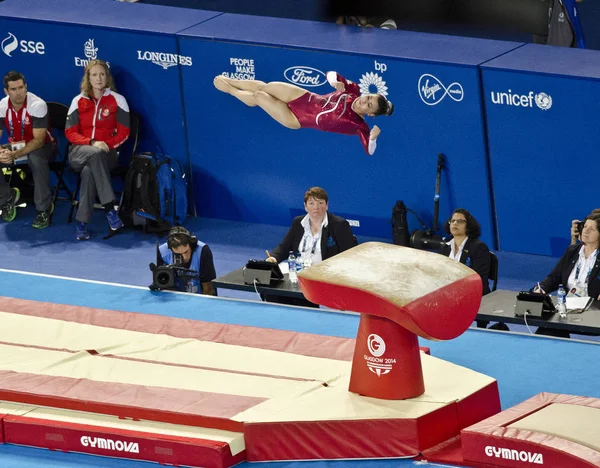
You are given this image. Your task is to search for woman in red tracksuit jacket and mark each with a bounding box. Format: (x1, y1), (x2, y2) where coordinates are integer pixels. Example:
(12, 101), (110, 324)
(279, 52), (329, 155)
(65, 59), (130, 241)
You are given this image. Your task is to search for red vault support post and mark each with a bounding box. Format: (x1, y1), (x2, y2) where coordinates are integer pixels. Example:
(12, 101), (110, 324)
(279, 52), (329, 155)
(298, 242), (482, 400)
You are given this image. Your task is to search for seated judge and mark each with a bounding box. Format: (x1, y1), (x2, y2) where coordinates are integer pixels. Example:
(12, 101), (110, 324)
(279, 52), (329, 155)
(536, 214), (600, 300)
(265, 187), (355, 307)
(439, 209), (502, 330)
(439, 208), (491, 295)
(534, 214), (600, 338)
(571, 208), (600, 245)
(266, 186), (356, 266)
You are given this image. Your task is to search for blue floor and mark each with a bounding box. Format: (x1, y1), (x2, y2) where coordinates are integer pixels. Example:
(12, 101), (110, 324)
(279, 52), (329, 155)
(0, 203), (598, 468)
(1, 271), (599, 468)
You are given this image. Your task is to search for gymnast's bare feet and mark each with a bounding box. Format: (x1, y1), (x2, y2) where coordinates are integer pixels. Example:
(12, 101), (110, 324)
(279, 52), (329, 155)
(213, 76), (235, 94)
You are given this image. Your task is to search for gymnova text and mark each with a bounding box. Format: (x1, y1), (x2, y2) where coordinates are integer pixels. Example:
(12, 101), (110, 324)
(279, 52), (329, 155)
(80, 436), (140, 453)
(485, 446), (543, 464)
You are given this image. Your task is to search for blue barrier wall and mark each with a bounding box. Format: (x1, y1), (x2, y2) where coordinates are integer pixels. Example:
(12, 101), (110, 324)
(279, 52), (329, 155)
(8, 0), (594, 256)
(178, 15), (522, 246)
(482, 44), (600, 256)
(0, 0), (220, 180)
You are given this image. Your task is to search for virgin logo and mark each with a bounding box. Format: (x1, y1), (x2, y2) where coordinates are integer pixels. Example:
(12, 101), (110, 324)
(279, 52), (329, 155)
(418, 74), (463, 106)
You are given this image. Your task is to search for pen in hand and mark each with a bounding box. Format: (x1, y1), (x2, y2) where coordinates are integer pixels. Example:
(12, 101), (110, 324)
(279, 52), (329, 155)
(265, 250), (276, 262)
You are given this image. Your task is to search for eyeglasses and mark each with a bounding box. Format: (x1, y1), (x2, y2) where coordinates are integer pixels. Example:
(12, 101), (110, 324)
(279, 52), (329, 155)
(448, 219), (467, 225)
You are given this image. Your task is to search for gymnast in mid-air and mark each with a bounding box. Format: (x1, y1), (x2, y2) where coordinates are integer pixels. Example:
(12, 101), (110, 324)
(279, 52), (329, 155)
(213, 71), (394, 155)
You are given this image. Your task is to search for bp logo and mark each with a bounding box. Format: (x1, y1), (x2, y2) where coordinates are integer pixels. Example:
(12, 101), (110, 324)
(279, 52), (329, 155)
(359, 72), (388, 97)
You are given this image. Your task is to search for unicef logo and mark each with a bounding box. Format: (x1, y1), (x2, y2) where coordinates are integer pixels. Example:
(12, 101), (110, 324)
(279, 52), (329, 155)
(1, 32), (18, 57)
(418, 74), (464, 106)
(535, 92), (552, 111)
(284, 66), (327, 87)
(367, 334), (386, 357)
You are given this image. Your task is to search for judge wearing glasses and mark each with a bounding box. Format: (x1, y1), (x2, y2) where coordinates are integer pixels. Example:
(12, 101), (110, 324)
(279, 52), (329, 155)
(267, 186), (356, 267)
(439, 208), (491, 296)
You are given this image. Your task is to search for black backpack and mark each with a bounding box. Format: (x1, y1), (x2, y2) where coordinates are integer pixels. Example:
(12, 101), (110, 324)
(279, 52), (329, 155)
(391, 200), (410, 247)
(120, 152), (188, 234)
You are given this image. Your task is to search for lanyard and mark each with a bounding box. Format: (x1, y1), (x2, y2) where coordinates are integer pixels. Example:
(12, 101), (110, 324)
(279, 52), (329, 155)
(575, 250), (598, 284)
(7, 107), (26, 141)
(301, 233), (320, 256)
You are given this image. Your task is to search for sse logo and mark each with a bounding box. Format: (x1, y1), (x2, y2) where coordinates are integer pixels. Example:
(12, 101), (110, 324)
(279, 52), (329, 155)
(1, 32), (45, 57)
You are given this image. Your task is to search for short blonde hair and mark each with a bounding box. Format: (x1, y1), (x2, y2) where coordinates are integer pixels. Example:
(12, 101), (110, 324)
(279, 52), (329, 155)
(80, 59), (116, 96)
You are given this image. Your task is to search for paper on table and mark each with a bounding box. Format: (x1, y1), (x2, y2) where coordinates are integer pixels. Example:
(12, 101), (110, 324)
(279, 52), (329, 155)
(278, 261), (289, 274)
(566, 296), (593, 313)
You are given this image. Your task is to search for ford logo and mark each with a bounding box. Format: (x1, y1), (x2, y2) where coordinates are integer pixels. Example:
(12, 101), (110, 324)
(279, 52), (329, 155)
(284, 66), (327, 87)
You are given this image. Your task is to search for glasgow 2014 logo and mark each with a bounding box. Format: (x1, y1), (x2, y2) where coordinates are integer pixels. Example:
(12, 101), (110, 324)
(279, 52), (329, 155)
(363, 333), (394, 377)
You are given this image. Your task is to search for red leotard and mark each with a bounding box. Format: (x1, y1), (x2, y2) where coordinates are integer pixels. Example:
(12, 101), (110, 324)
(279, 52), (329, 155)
(287, 73), (372, 154)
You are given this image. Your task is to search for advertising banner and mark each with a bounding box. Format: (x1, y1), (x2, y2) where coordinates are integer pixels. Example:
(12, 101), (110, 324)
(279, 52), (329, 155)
(179, 34), (499, 246)
(482, 45), (600, 255)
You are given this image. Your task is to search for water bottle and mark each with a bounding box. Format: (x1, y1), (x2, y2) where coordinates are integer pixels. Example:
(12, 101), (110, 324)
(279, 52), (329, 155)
(288, 251), (298, 284)
(295, 251), (303, 273)
(556, 284), (567, 318)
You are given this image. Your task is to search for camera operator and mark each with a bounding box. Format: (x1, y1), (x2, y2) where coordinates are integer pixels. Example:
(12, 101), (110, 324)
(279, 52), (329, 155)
(153, 226), (216, 295)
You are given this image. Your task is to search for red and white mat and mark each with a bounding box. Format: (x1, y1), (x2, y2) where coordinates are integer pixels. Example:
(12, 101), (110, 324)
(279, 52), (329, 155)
(461, 393), (600, 467)
(0, 296), (501, 465)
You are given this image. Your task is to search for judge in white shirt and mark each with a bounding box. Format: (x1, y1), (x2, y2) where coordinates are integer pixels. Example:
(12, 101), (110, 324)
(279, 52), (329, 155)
(266, 187), (355, 266)
(439, 208), (492, 296)
(536, 214), (600, 300)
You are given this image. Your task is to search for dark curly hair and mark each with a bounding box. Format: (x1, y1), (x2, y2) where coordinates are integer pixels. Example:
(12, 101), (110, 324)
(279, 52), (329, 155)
(443, 208), (481, 239)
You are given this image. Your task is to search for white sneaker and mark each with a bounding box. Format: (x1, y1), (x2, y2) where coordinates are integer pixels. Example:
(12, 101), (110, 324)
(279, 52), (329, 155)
(380, 19), (397, 30)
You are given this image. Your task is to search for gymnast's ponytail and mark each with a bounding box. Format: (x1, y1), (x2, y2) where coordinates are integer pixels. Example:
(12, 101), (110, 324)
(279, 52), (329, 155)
(375, 95), (394, 117)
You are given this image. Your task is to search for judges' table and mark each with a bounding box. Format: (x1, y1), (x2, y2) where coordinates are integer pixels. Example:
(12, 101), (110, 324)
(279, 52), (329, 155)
(213, 267), (305, 300)
(478, 289), (600, 335)
(214, 272), (600, 335)
(177, 15), (522, 244)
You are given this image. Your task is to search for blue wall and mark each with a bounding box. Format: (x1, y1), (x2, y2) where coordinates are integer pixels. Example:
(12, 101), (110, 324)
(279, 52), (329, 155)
(0, 0), (219, 174)
(177, 15), (522, 248)
(482, 44), (600, 256)
(1, 0), (599, 255)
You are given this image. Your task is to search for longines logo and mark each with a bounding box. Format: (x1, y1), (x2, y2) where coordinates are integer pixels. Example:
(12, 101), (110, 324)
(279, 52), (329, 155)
(137, 50), (192, 69)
